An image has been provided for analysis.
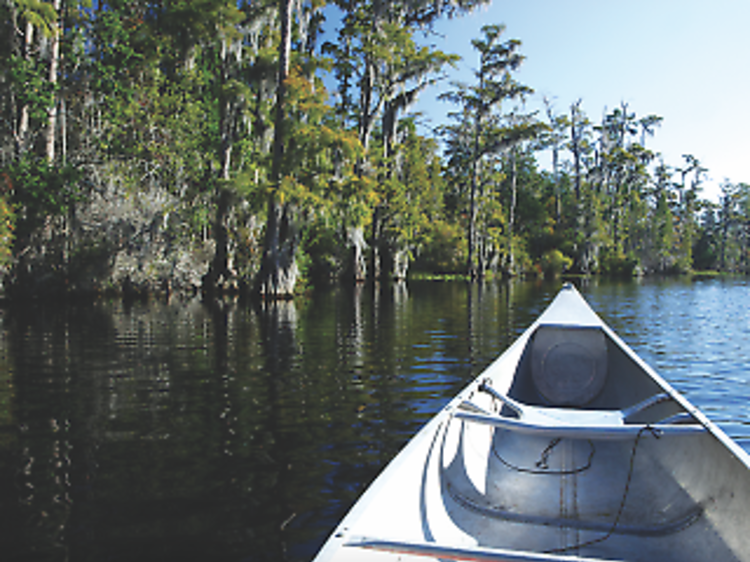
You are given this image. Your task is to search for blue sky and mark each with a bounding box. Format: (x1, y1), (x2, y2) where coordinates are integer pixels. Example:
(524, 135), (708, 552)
(414, 0), (750, 200)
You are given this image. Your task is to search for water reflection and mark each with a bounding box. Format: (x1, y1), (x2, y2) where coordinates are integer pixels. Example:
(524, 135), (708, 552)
(0, 278), (747, 561)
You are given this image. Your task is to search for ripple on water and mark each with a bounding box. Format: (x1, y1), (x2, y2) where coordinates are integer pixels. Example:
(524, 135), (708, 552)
(589, 279), (750, 453)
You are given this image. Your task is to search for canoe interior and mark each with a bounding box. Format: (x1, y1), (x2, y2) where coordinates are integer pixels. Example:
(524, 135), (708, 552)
(446, 323), (750, 561)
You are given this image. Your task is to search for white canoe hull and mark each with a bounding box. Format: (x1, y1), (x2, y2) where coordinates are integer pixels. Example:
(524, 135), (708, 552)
(314, 284), (750, 562)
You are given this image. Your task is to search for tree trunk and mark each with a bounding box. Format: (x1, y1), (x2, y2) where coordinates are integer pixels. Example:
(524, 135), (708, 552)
(204, 182), (233, 291)
(259, 200), (298, 297)
(258, 0), (296, 298)
(346, 226), (367, 282)
(60, 96), (67, 164)
(507, 150), (517, 275)
(468, 113), (481, 280)
(204, 40), (237, 294)
(384, 243), (409, 281)
(45, 0), (62, 164)
(544, 99), (560, 223)
(360, 54), (378, 280)
(570, 100), (582, 201)
(370, 205), (382, 280)
(467, 56), (488, 281)
(358, 57), (375, 159)
(16, 21), (34, 156)
(552, 142), (560, 223)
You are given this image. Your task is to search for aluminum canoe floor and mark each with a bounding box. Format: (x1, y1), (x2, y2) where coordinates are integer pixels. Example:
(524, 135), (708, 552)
(313, 284), (750, 562)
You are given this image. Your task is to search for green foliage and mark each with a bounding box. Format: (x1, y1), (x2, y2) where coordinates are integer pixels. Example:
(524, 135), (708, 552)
(540, 249), (572, 278)
(414, 220), (466, 274)
(693, 218), (719, 272)
(3, 158), (79, 239)
(0, 178), (15, 269)
(14, 0), (58, 36)
(1, 0), (746, 296)
(89, 8), (146, 111)
(510, 237), (535, 276)
(368, 121), (447, 273)
(276, 65), (362, 210)
(300, 217), (343, 284)
(599, 247), (640, 277)
(8, 54), (55, 124)
(439, 24), (536, 278)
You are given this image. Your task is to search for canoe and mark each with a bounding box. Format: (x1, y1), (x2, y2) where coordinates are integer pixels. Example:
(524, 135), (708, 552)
(313, 283), (750, 562)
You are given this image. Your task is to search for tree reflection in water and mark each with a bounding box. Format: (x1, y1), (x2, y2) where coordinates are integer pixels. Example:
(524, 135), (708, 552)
(0, 280), (565, 561)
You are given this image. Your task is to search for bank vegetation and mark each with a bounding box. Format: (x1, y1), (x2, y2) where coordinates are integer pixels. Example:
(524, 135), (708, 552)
(2, 0), (749, 299)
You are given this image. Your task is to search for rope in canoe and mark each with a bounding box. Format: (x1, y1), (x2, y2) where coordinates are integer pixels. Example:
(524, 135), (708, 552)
(493, 436), (596, 476)
(543, 424), (662, 555)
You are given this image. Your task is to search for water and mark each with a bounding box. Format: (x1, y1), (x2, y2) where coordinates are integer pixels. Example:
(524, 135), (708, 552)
(579, 278), (750, 452)
(0, 278), (747, 561)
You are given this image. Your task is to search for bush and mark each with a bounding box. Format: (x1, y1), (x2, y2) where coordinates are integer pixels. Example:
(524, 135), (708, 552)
(3, 158), (79, 240)
(0, 188), (14, 270)
(540, 249), (573, 278)
(414, 220), (466, 274)
(599, 247), (640, 277)
(300, 219), (343, 285)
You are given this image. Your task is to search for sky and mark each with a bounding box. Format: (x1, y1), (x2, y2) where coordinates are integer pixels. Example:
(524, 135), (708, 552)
(413, 0), (750, 201)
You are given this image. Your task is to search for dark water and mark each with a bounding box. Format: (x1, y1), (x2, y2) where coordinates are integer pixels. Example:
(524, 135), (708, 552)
(0, 278), (747, 561)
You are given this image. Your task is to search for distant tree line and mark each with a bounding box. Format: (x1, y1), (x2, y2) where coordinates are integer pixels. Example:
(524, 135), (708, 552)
(1, 0), (748, 298)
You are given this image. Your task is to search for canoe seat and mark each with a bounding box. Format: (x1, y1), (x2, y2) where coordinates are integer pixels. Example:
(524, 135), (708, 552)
(530, 326), (608, 406)
(454, 382), (705, 440)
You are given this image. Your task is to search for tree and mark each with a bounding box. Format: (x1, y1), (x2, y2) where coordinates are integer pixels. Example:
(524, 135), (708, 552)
(324, 0), (472, 281)
(649, 161), (677, 272)
(580, 104), (662, 275)
(441, 24), (531, 279)
(716, 180), (740, 271)
(564, 99), (599, 272)
(737, 183), (750, 273)
(492, 111), (545, 275)
(638, 114), (663, 148)
(258, 0), (366, 296)
(568, 99), (592, 202)
(257, 0), (296, 298)
(674, 154), (706, 271)
(196, 1), (249, 293)
(0, 0), (744, 296)
(540, 97), (568, 223)
(5, 0), (57, 157)
(0, 0), (81, 285)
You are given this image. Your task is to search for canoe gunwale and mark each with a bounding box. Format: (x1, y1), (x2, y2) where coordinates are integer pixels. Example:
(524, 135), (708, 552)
(344, 535), (625, 562)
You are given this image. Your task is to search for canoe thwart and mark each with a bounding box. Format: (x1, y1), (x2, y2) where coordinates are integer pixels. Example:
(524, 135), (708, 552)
(479, 378), (525, 416)
(659, 412), (699, 425)
(454, 409), (705, 440)
(469, 382), (705, 439)
(344, 535), (625, 562)
(621, 393), (674, 422)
